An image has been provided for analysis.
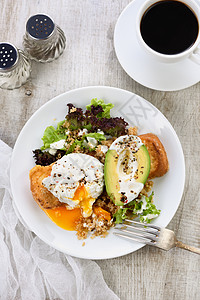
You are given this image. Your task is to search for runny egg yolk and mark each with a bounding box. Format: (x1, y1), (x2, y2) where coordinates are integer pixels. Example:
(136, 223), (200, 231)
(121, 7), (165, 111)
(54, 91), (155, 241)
(44, 184), (95, 231)
(73, 183), (95, 218)
(44, 207), (82, 231)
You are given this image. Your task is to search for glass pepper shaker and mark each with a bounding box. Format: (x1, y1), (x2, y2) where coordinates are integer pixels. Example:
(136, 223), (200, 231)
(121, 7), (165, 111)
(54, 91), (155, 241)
(0, 43), (31, 90)
(23, 14), (66, 63)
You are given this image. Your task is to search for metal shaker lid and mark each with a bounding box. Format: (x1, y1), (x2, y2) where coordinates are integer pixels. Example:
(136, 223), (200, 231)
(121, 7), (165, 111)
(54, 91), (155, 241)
(0, 43), (18, 71)
(26, 14), (55, 40)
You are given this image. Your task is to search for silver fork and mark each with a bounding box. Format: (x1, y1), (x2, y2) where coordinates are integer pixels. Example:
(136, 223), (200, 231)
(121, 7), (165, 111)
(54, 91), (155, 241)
(114, 219), (200, 255)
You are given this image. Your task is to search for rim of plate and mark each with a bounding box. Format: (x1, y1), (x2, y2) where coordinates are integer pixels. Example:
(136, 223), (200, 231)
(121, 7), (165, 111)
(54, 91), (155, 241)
(10, 86), (185, 259)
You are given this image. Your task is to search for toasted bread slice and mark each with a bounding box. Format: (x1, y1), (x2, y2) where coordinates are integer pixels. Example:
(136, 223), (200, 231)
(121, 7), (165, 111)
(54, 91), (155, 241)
(139, 133), (169, 179)
(29, 164), (63, 209)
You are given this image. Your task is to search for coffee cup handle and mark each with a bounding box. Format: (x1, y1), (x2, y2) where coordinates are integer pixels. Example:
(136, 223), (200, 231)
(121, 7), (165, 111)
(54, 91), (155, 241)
(190, 47), (200, 65)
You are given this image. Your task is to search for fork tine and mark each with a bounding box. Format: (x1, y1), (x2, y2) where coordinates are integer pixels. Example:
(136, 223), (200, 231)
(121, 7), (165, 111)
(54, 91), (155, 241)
(125, 219), (161, 231)
(116, 227), (158, 242)
(114, 232), (156, 246)
(122, 222), (159, 236)
(114, 219), (161, 245)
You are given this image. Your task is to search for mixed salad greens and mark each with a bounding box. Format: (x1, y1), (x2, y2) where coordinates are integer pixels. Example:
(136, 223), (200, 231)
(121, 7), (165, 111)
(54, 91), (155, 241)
(114, 193), (160, 224)
(33, 98), (160, 224)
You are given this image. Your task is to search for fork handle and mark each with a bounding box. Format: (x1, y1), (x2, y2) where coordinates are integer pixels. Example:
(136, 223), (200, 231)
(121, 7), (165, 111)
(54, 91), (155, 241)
(175, 240), (200, 255)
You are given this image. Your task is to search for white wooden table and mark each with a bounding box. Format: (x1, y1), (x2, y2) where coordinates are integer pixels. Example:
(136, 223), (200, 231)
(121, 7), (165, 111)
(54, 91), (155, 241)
(1, 1), (200, 299)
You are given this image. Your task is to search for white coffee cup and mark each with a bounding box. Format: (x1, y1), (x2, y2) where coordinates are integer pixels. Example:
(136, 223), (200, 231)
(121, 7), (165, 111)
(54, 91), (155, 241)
(136, 0), (200, 64)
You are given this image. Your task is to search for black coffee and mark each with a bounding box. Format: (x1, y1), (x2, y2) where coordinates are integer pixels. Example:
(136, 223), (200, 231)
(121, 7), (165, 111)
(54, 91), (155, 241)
(140, 0), (199, 55)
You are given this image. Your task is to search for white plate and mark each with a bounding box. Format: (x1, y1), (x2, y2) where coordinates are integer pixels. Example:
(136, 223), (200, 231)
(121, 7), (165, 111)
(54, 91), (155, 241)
(10, 86), (185, 259)
(114, 0), (200, 91)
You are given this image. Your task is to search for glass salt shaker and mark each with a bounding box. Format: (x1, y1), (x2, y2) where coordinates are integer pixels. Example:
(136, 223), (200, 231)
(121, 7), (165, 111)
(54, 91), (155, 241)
(0, 43), (31, 90)
(23, 14), (66, 63)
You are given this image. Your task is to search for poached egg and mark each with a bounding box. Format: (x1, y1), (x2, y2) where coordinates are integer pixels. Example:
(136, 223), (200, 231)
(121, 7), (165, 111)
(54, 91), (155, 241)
(42, 153), (104, 218)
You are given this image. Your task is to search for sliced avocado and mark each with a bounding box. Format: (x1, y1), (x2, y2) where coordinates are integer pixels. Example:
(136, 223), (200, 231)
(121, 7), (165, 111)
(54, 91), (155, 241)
(104, 146), (151, 206)
(135, 145), (151, 184)
(104, 150), (122, 205)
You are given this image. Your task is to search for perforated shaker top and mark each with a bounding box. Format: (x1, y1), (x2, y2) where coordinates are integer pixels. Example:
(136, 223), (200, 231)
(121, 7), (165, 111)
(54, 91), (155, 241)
(26, 14), (55, 39)
(0, 43), (18, 70)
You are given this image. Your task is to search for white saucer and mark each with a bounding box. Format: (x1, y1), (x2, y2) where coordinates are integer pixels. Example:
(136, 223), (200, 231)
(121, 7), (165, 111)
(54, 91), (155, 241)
(114, 0), (200, 91)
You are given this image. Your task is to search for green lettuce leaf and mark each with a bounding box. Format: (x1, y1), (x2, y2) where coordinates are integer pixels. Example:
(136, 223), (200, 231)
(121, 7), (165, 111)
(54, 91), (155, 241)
(113, 192), (160, 224)
(113, 208), (129, 224)
(41, 120), (66, 150)
(86, 98), (114, 118)
(85, 132), (106, 141)
(138, 194), (161, 223)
